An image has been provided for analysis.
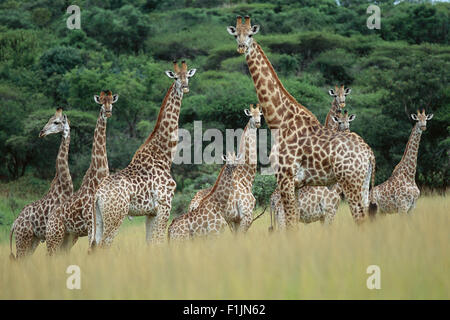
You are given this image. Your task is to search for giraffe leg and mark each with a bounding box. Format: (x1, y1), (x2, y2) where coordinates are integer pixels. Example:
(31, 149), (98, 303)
(342, 184), (367, 224)
(14, 226), (35, 259)
(46, 214), (66, 256)
(278, 177), (299, 228)
(236, 196), (255, 233)
(150, 204), (170, 244)
(96, 187), (130, 248)
(145, 215), (157, 244)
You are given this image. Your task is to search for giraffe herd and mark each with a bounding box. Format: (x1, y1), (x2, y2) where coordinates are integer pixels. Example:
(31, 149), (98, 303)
(9, 16), (433, 259)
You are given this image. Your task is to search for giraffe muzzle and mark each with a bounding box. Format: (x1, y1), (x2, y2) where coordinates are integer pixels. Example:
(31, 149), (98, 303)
(237, 45), (246, 54)
(182, 87), (189, 93)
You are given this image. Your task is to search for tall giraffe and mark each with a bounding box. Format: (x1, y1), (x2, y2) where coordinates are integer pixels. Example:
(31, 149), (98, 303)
(9, 108), (73, 259)
(45, 91), (118, 255)
(189, 104), (263, 232)
(168, 152), (241, 241)
(325, 85), (351, 131)
(372, 109), (433, 214)
(227, 16), (376, 226)
(91, 61), (197, 248)
(269, 110), (356, 229)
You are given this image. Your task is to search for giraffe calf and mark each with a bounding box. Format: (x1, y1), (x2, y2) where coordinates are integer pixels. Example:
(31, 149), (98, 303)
(168, 153), (240, 241)
(270, 185), (342, 230)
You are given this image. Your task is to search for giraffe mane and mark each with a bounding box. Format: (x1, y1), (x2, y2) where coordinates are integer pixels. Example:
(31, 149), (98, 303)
(254, 42), (320, 124)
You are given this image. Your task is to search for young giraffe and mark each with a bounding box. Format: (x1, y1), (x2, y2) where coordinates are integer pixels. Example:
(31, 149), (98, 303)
(325, 85), (352, 131)
(45, 91), (118, 255)
(227, 16), (376, 226)
(9, 108), (73, 259)
(168, 152), (241, 241)
(372, 109), (433, 214)
(269, 111), (357, 229)
(189, 104), (263, 233)
(91, 61), (197, 249)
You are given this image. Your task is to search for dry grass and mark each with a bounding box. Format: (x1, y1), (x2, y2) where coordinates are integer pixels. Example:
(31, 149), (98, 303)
(1, 194), (448, 300)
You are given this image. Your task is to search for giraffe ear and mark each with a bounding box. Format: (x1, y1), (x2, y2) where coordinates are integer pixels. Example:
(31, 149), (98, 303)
(426, 114), (434, 120)
(244, 109), (251, 116)
(165, 71), (176, 79)
(187, 69), (197, 78)
(348, 114), (356, 122)
(344, 88), (352, 95)
(411, 114), (418, 121)
(328, 89), (336, 96)
(227, 26), (236, 35)
(251, 25), (260, 34)
(332, 116), (339, 123)
(94, 95), (101, 104)
(112, 94), (119, 103)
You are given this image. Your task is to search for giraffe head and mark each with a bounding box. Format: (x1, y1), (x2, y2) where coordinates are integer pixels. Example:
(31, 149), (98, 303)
(165, 60), (197, 94)
(222, 152), (242, 171)
(227, 15), (260, 55)
(328, 85), (351, 110)
(411, 109), (433, 131)
(332, 110), (356, 132)
(244, 103), (263, 128)
(94, 90), (119, 118)
(39, 107), (70, 139)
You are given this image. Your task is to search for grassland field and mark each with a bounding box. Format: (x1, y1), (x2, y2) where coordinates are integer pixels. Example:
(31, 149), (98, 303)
(0, 189), (448, 299)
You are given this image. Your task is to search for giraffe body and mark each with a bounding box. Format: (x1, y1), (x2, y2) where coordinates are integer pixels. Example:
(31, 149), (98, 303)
(270, 184), (342, 228)
(9, 109), (73, 259)
(169, 153), (239, 241)
(189, 105), (262, 233)
(373, 110), (433, 214)
(92, 62), (197, 248)
(228, 17), (376, 226)
(45, 91), (118, 255)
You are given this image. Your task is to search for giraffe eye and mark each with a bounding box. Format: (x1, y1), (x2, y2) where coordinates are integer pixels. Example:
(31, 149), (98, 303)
(248, 34), (253, 38)
(234, 35), (237, 38)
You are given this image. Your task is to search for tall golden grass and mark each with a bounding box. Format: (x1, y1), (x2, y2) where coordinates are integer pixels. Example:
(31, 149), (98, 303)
(1, 194), (448, 299)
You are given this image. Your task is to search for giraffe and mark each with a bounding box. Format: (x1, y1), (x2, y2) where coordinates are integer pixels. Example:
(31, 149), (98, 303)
(188, 104), (263, 233)
(168, 152), (241, 241)
(331, 110), (356, 132)
(325, 85), (351, 131)
(227, 15), (376, 226)
(269, 111), (356, 229)
(372, 109), (433, 214)
(90, 61), (197, 249)
(45, 91), (118, 255)
(9, 108), (73, 259)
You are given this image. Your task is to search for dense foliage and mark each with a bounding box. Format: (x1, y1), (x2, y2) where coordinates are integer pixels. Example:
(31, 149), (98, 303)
(0, 0), (448, 215)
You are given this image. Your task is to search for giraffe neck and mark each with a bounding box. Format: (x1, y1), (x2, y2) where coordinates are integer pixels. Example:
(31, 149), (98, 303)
(80, 110), (109, 188)
(200, 165), (234, 210)
(392, 123), (422, 181)
(236, 121), (257, 183)
(50, 130), (73, 197)
(131, 83), (183, 165)
(245, 42), (321, 131)
(324, 99), (340, 131)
